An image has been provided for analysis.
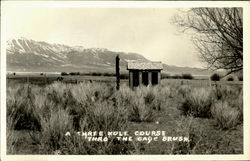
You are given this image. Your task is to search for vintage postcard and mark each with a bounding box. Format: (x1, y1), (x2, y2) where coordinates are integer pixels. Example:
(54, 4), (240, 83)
(1, 1), (250, 161)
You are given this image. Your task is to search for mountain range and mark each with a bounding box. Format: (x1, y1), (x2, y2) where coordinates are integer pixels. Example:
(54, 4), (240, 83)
(6, 37), (211, 75)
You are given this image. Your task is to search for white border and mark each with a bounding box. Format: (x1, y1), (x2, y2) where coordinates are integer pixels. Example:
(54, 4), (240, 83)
(1, 1), (250, 161)
(1, 1), (249, 8)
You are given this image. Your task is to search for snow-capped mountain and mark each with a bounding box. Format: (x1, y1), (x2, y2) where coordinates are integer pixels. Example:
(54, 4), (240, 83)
(6, 37), (211, 75)
(6, 38), (148, 72)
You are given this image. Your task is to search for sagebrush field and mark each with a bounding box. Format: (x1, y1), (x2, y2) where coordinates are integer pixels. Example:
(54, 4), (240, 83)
(6, 78), (243, 154)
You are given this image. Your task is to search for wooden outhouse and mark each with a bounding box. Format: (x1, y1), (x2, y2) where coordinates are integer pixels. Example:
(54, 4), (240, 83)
(127, 61), (163, 88)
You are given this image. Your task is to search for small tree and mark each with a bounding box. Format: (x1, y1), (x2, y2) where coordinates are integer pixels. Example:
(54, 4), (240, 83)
(210, 73), (220, 81)
(227, 77), (234, 81)
(182, 73), (193, 79)
(61, 72), (68, 76)
(172, 74), (182, 79)
(238, 75), (243, 81)
(173, 8), (243, 75)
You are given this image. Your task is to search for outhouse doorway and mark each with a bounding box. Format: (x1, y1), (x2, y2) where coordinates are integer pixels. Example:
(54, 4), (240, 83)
(152, 72), (158, 85)
(133, 71), (139, 87)
(142, 72), (149, 86)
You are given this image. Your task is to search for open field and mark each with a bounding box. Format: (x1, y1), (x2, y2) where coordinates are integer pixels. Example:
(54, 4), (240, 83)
(7, 74), (243, 86)
(6, 76), (243, 154)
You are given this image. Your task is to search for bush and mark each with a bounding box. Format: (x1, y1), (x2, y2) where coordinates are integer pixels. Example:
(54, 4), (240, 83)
(238, 75), (243, 81)
(172, 74), (182, 79)
(135, 88), (157, 121)
(7, 84), (41, 131)
(7, 104), (20, 154)
(210, 73), (220, 81)
(152, 86), (171, 108)
(213, 85), (242, 101)
(182, 74), (193, 80)
(36, 106), (133, 154)
(210, 85), (243, 130)
(38, 109), (73, 154)
(179, 88), (213, 118)
(120, 74), (129, 79)
(115, 85), (155, 122)
(69, 72), (75, 75)
(61, 72), (68, 76)
(227, 77), (234, 81)
(178, 85), (192, 98)
(114, 85), (173, 122)
(92, 72), (102, 76)
(69, 72), (80, 76)
(237, 90), (243, 122)
(161, 73), (170, 79)
(170, 116), (203, 154)
(6, 78), (244, 154)
(226, 89), (243, 122)
(7, 82), (139, 154)
(103, 73), (112, 77)
(211, 101), (241, 130)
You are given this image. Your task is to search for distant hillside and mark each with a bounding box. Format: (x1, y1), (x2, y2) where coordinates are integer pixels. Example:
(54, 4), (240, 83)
(162, 64), (212, 76)
(7, 37), (211, 75)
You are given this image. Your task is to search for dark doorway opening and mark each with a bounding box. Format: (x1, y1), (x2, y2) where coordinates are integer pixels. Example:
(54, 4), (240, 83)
(152, 72), (158, 85)
(133, 71), (139, 87)
(142, 72), (149, 86)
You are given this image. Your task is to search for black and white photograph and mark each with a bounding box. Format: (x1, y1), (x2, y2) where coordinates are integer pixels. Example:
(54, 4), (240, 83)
(1, 1), (250, 159)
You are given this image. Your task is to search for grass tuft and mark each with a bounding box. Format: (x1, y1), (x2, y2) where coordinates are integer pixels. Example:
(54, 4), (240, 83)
(211, 101), (241, 130)
(179, 88), (213, 118)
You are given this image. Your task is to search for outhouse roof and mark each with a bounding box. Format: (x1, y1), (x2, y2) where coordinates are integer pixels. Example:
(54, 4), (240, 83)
(127, 61), (163, 70)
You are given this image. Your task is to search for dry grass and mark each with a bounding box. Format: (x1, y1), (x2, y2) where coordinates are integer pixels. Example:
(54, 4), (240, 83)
(179, 87), (213, 118)
(211, 101), (240, 130)
(6, 80), (243, 154)
(170, 116), (203, 154)
(7, 82), (165, 154)
(7, 107), (20, 154)
(38, 109), (73, 154)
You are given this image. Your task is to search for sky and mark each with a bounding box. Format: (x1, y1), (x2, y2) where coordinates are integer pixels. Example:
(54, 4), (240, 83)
(4, 7), (203, 68)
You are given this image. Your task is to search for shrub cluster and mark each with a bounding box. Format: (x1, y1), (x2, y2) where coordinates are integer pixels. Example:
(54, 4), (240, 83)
(179, 88), (213, 118)
(7, 82), (174, 154)
(69, 72), (80, 75)
(75, 72), (129, 79)
(161, 73), (170, 79)
(120, 74), (129, 79)
(181, 74), (193, 80)
(238, 74), (243, 81)
(91, 72), (102, 76)
(178, 85), (192, 98)
(211, 101), (241, 130)
(178, 84), (243, 130)
(211, 85), (243, 129)
(213, 85), (242, 101)
(61, 72), (80, 76)
(227, 77), (234, 81)
(91, 72), (129, 79)
(7, 80), (243, 154)
(162, 74), (193, 80)
(61, 72), (68, 76)
(210, 73), (220, 81)
(114, 85), (172, 122)
(172, 74), (182, 79)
